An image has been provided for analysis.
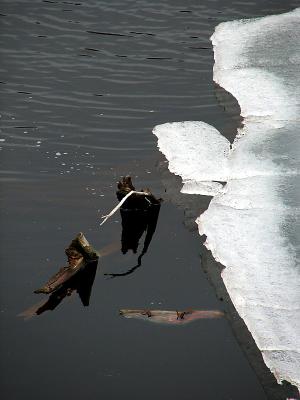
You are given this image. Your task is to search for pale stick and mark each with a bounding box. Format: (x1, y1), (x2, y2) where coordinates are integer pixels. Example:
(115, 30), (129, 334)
(100, 190), (149, 226)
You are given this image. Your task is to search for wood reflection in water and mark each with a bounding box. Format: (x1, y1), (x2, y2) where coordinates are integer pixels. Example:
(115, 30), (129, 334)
(119, 309), (224, 325)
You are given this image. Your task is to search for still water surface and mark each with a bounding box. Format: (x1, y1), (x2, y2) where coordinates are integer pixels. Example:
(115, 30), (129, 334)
(0, 1), (298, 399)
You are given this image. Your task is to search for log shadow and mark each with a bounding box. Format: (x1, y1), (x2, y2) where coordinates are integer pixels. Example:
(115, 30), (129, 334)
(38, 261), (98, 315)
(105, 176), (161, 278)
(20, 233), (99, 318)
(104, 206), (160, 278)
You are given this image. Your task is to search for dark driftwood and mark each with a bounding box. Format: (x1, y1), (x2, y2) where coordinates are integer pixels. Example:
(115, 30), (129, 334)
(119, 309), (224, 325)
(34, 233), (99, 295)
(116, 176), (162, 209)
(104, 177), (161, 278)
(20, 261), (98, 318)
(117, 176), (161, 255)
(100, 176), (162, 226)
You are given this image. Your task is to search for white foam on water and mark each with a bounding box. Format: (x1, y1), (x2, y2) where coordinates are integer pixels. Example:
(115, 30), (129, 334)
(153, 8), (300, 391)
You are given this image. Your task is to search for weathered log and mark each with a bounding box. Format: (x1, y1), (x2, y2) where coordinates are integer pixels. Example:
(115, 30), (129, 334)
(34, 233), (99, 294)
(119, 309), (224, 325)
(19, 261), (98, 319)
(117, 176), (161, 255)
(116, 176), (162, 209)
(100, 176), (162, 226)
(103, 177), (161, 278)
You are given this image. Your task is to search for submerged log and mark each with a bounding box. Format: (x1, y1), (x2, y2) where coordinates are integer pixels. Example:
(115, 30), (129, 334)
(119, 309), (224, 325)
(34, 233), (99, 294)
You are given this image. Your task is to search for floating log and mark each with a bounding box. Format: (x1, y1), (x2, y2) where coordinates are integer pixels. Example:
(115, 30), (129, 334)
(119, 309), (224, 325)
(34, 233), (99, 295)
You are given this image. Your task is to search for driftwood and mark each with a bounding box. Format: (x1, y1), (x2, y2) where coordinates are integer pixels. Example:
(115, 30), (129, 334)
(104, 206), (161, 278)
(34, 233), (99, 295)
(100, 176), (162, 226)
(104, 177), (161, 278)
(116, 176), (162, 209)
(19, 238), (122, 318)
(119, 309), (224, 325)
(117, 176), (161, 253)
(20, 261), (98, 318)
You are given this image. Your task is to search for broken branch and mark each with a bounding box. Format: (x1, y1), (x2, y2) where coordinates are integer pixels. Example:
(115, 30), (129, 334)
(100, 190), (149, 226)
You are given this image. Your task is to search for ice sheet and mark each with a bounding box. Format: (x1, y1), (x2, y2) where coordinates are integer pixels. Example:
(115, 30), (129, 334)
(153, 8), (300, 391)
(153, 121), (230, 196)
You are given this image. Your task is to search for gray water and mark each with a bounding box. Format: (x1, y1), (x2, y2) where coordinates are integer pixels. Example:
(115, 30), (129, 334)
(0, 1), (298, 399)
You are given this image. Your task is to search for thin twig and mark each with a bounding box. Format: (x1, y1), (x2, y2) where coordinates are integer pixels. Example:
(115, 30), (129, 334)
(100, 190), (148, 226)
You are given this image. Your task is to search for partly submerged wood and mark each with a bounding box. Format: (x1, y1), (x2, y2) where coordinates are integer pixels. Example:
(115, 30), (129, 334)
(20, 260), (98, 318)
(100, 176), (162, 226)
(34, 232), (99, 294)
(119, 309), (224, 325)
(116, 176), (162, 209)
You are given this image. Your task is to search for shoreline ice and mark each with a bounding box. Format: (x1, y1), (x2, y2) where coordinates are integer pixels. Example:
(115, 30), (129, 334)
(153, 9), (300, 392)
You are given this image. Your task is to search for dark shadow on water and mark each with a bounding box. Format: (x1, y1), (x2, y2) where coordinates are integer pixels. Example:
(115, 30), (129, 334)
(201, 248), (300, 400)
(156, 162), (300, 399)
(104, 204), (161, 279)
(214, 83), (243, 144)
(104, 176), (161, 279)
(120, 204), (161, 255)
(20, 261), (98, 318)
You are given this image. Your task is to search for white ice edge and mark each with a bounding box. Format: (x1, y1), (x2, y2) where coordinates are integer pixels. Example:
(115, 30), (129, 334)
(153, 8), (300, 391)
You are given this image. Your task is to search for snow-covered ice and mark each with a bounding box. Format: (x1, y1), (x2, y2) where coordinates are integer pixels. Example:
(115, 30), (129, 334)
(153, 8), (300, 391)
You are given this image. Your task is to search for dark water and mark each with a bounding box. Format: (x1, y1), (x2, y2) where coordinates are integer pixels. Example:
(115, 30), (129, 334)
(0, 1), (298, 399)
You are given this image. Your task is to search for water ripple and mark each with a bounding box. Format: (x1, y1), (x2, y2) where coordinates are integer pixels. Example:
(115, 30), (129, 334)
(1, 0), (298, 177)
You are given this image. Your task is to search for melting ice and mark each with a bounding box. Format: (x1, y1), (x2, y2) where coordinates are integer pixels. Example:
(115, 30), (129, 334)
(153, 9), (300, 391)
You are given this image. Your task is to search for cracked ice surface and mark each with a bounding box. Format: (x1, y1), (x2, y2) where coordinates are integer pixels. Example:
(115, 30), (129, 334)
(153, 9), (300, 391)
